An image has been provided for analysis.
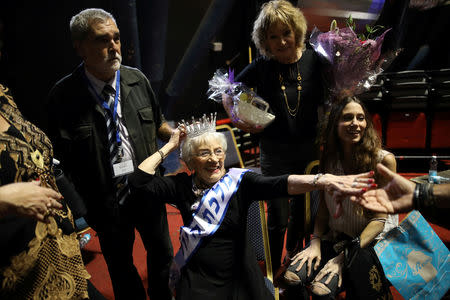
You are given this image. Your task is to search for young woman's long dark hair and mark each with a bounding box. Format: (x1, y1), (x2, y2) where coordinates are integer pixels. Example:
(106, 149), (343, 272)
(319, 97), (382, 175)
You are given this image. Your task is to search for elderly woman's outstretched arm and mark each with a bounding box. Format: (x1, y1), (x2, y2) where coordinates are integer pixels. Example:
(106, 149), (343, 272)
(287, 172), (375, 198)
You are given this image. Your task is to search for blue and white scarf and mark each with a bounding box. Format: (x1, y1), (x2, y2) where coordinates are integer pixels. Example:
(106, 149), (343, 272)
(169, 168), (248, 287)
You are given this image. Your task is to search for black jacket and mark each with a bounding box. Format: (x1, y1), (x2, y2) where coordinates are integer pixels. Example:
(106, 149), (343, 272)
(47, 64), (165, 230)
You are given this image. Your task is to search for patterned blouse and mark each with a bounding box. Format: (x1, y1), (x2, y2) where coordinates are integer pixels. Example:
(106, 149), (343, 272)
(0, 84), (90, 299)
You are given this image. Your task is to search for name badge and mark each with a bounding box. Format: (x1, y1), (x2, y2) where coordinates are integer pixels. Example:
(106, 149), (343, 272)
(112, 160), (134, 177)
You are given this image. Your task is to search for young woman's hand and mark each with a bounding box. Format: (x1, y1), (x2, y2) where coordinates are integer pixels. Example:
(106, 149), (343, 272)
(312, 251), (344, 289)
(290, 238), (322, 277)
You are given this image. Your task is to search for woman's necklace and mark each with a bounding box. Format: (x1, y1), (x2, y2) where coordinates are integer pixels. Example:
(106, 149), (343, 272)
(279, 62), (302, 117)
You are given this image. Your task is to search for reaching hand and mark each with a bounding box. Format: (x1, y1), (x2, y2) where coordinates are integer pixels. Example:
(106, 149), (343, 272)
(0, 181), (63, 222)
(322, 171), (375, 196)
(351, 163), (416, 213)
(321, 171), (376, 218)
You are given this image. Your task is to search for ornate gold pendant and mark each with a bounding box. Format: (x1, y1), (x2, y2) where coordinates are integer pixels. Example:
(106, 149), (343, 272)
(31, 149), (44, 169)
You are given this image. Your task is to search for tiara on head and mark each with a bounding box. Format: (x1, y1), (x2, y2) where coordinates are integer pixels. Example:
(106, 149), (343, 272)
(178, 113), (217, 139)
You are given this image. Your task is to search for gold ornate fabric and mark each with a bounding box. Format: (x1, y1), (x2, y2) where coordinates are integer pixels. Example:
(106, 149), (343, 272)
(0, 84), (90, 299)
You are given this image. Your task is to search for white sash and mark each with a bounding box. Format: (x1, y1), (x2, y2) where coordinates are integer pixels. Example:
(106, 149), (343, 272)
(170, 168), (248, 283)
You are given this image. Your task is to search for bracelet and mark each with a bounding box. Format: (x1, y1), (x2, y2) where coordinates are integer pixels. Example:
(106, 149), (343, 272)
(157, 150), (165, 162)
(413, 182), (436, 211)
(313, 173), (324, 186)
(311, 234), (322, 240)
(423, 183), (436, 208)
(413, 183), (421, 210)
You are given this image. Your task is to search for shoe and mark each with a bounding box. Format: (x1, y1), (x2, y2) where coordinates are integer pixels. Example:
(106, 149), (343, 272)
(310, 273), (339, 296)
(283, 259), (307, 286)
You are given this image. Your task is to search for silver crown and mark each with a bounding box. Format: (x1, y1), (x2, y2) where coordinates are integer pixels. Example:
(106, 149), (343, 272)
(178, 113), (217, 139)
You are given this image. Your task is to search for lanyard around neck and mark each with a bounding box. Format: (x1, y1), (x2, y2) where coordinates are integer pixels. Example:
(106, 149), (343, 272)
(85, 70), (122, 145)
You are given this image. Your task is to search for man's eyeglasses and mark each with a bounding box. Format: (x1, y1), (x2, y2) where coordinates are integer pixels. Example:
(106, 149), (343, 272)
(196, 148), (225, 159)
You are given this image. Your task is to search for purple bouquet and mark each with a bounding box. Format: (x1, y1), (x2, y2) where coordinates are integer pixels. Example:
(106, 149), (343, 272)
(310, 19), (394, 101)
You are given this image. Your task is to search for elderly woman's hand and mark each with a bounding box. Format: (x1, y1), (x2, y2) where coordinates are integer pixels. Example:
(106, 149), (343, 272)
(319, 171), (375, 196)
(0, 181), (63, 222)
(168, 126), (187, 151)
(318, 172), (376, 218)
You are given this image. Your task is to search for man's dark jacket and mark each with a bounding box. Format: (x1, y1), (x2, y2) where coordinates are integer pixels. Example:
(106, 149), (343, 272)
(47, 64), (164, 230)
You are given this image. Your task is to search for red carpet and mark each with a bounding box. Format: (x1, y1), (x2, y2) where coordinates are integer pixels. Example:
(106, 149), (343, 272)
(82, 204), (183, 300)
(83, 203), (449, 300)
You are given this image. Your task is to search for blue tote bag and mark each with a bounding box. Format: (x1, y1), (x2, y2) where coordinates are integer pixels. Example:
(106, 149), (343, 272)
(375, 210), (449, 300)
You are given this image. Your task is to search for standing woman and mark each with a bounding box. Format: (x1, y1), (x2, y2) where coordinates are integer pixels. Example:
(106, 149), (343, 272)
(224, 0), (325, 273)
(0, 83), (91, 299)
(284, 97), (397, 299)
(0, 21), (92, 298)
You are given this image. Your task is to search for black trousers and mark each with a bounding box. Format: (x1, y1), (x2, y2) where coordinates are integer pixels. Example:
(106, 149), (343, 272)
(267, 195), (305, 273)
(260, 139), (316, 273)
(95, 199), (173, 300)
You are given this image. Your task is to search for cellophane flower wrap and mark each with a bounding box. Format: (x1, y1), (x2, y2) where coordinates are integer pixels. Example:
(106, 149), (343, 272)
(207, 69), (275, 127)
(309, 23), (393, 101)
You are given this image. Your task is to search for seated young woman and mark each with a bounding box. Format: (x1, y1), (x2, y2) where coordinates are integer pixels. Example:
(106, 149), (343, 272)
(128, 114), (374, 300)
(284, 97), (397, 299)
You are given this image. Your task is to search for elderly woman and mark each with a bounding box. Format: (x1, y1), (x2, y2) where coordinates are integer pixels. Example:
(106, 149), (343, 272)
(284, 97), (396, 299)
(129, 115), (373, 300)
(223, 0), (326, 272)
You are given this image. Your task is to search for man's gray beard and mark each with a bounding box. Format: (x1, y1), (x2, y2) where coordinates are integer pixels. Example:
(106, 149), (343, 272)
(108, 53), (122, 72)
(98, 59), (121, 76)
(111, 60), (121, 71)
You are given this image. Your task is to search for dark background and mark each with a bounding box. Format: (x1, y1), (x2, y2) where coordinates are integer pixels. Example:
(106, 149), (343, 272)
(0, 0), (449, 133)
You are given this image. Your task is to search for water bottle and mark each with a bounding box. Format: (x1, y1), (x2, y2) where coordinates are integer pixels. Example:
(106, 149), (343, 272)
(428, 155), (438, 183)
(79, 233), (91, 249)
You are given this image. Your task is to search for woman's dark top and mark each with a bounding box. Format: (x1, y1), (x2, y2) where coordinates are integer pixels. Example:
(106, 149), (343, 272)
(236, 48), (324, 175)
(130, 168), (289, 300)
